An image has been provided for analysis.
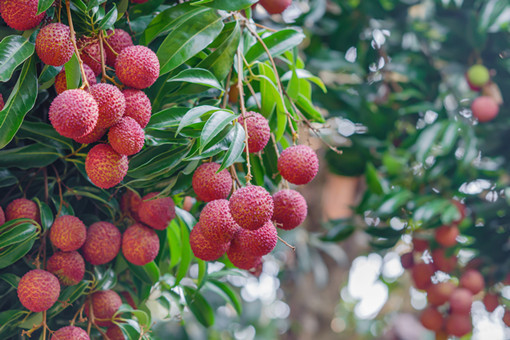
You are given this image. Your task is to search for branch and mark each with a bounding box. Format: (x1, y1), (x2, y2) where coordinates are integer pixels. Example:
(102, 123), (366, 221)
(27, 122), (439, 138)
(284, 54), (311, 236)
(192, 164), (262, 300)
(65, 0), (90, 89)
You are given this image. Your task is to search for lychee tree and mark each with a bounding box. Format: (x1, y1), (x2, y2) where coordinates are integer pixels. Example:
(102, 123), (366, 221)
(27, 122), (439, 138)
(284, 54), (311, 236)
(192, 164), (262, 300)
(0, 0), (327, 338)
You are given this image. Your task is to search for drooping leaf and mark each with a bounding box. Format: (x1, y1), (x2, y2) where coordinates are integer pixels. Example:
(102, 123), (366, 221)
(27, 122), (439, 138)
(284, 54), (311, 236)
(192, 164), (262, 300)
(245, 29), (305, 64)
(0, 143), (61, 169)
(0, 36), (35, 83)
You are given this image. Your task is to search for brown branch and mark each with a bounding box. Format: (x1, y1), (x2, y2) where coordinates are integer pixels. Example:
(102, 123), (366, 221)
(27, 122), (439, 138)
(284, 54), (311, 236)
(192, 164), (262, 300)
(236, 46), (253, 184)
(65, 0), (90, 90)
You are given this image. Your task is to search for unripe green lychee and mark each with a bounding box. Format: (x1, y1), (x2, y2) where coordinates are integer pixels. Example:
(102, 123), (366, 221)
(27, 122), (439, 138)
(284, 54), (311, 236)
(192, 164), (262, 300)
(411, 262), (435, 290)
(105, 29), (134, 66)
(445, 314), (472, 338)
(90, 83), (126, 129)
(420, 306), (443, 332)
(138, 192), (176, 230)
(0, 0), (45, 31)
(122, 89), (152, 128)
(278, 145), (319, 185)
(231, 221), (277, 256)
(73, 124), (107, 144)
(471, 96), (499, 123)
(49, 215), (87, 251)
(84, 290), (122, 327)
(85, 144), (129, 189)
(190, 223), (229, 261)
(227, 240), (263, 270)
(427, 281), (456, 306)
(115, 45), (160, 89)
(5, 198), (40, 224)
(36, 23), (73, 66)
(434, 225), (459, 247)
(106, 325), (125, 340)
(0, 206), (4, 225)
(199, 199), (240, 244)
(77, 37), (106, 76)
(122, 223), (160, 266)
(49, 89), (99, 139)
(238, 111), (270, 153)
(449, 288), (473, 315)
(51, 326), (90, 340)
(120, 189), (142, 221)
(467, 65), (490, 88)
(81, 221), (121, 265)
(17, 269), (60, 312)
(46, 251), (85, 286)
(192, 163), (232, 202)
(229, 185), (274, 230)
(272, 189), (307, 230)
(460, 269), (485, 295)
(108, 117), (145, 155)
(54, 64), (97, 95)
(259, 0), (292, 14)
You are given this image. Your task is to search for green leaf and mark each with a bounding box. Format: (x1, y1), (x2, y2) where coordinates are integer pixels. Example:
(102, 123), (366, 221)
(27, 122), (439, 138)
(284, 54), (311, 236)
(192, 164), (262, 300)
(174, 217), (192, 286)
(0, 223), (38, 248)
(197, 0), (258, 11)
(219, 122), (245, 171)
(0, 36), (35, 82)
(141, 3), (197, 45)
(126, 261), (160, 284)
(377, 190), (413, 216)
(0, 273), (20, 289)
(47, 281), (90, 318)
(147, 107), (188, 129)
(32, 198), (53, 231)
(167, 220), (182, 268)
(176, 105), (219, 134)
(0, 143), (61, 169)
(207, 280), (242, 315)
(200, 111), (237, 151)
(97, 4), (118, 30)
(116, 321), (142, 340)
(281, 69), (327, 93)
(320, 220), (356, 242)
(183, 287), (215, 328)
(365, 163), (385, 195)
(168, 68), (223, 90)
(64, 54), (81, 90)
(18, 121), (74, 150)
(296, 94), (325, 123)
(0, 234), (38, 269)
(414, 122), (446, 163)
(245, 29), (305, 64)
(37, 0), (54, 14)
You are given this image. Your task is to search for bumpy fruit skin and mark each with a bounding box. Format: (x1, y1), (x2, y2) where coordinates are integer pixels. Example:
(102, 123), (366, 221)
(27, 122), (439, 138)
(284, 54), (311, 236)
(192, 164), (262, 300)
(259, 0), (292, 14)
(46, 251), (85, 286)
(51, 326), (90, 340)
(427, 281), (456, 306)
(17, 269), (60, 312)
(471, 96), (499, 123)
(73, 124), (107, 144)
(54, 64), (97, 95)
(122, 89), (152, 128)
(106, 325), (125, 340)
(138, 192), (176, 230)
(460, 269), (485, 295)
(0, 206), (4, 225)
(445, 314), (472, 338)
(278, 145), (319, 185)
(90, 83), (126, 129)
(49, 215), (87, 251)
(411, 262), (435, 290)
(36, 23), (73, 66)
(115, 45), (160, 89)
(272, 189), (307, 230)
(85, 144), (129, 189)
(238, 111), (270, 153)
(85, 290), (122, 327)
(483, 293), (499, 313)
(231, 221), (277, 256)
(120, 189), (142, 220)
(5, 198), (40, 224)
(192, 163), (232, 202)
(77, 37), (106, 76)
(190, 223), (229, 261)
(227, 240), (263, 270)
(122, 223), (160, 265)
(431, 248), (457, 273)
(434, 225), (459, 247)
(420, 306), (443, 332)
(229, 186), (274, 230)
(49, 89), (99, 139)
(109, 117), (145, 155)
(81, 222), (121, 265)
(106, 29), (133, 66)
(0, 0), (45, 31)
(467, 65), (490, 88)
(449, 288), (473, 315)
(199, 199), (240, 244)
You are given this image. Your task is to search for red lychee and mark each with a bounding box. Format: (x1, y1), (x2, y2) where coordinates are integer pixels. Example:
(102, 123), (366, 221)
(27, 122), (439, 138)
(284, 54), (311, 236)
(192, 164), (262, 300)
(483, 293), (499, 313)
(231, 221), (278, 256)
(138, 192), (176, 230)
(460, 269), (485, 295)
(81, 221), (121, 265)
(51, 326), (90, 340)
(108, 117), (145, 155)
(120, 189), (142, 220)
(190, 223), (229, 261)
(49, 215), (87, 252)
(0, 206), (4, 225)
(431, 248), (457, 273)
(400, 252), (414, 269)
(412, 237), (429, 252)
(73, 124), (107, 144)
(427, 281), (456, 306)
(445, 314), (472, 338)
(105, 325), (125, 340)
(192, 162), (232, 202)
(122, 89), (152, 128)
(272, 189), (307, 230)
(36, 23), (73, 66)
(122, 223), (160, 266)
(420, 306), (443, 332)
(5, 198), (40, 223)
(115, 45), (160, 89)
(471, 96), (499, 123)
(54, 64), (97, 95)
(449, 288), (473, 315)
(278, 145), (319, 185)
(77, 37), (106, 76)
(259, 0), (292, 14)
(46, 251), (85, 286)
(0, 0), (45, 31)
(411, 262), (435, 290)
(199, 199), (240, 244)
(105, 29), (133, 66)
(238, 111), (270, 153)
(229, 185), (273, 230)
(85, 144), (129, 189)
(0, 94), (4, 110)
(84, 290), (122, 327)
(504, 309), (510, 327)
(17, 269), (60, 312)
(227, 240), (263, 270)
(434, 225), (459, 247)
(90, 83), (126, 129)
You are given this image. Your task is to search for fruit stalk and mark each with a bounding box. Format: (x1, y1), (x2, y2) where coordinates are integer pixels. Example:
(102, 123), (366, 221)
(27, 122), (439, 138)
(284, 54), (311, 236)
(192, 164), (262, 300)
(65, 0), (90, 89)
(236, 46), (253, 183)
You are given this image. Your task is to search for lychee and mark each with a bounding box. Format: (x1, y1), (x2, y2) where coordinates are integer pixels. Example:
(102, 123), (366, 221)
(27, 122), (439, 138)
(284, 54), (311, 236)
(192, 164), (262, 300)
(49, 89), (99, 139)
(272, 189), (307, 230)
(105, 29), (133, 66)
(115, 45), (160, 89)
(471, 96), (499, 123)
(412, 237), (429, 252)
(460, 269), (485, 295)
(483, 293), (499, 313)
(420, 306), (443, 332)
(122, 89), (152, 128)
(445, 314), (472, 338)
(227, 240), (263, 270)
(17, 269), (60, 312)
(5, 198), (40, 223)
(90, 83), (126, 129)
(122, 223), (160, 266)
(73, 124), (107, 144)
(138, 192), (175, 230)
(190, 223), (229, 261)
(449, 288), (473, 315)
(0, 0), (45, 31)
(120, 189), (142, 220)
(85, 144), (129, 189)
(77, 37), (106, 76)
(411, 262), (435, 290)
(467, 65), (490, 88)
(400, 252), (414, 269)
(278, 145), (319, 185)
(131, 0), (149, 3)
(259, 0), (292, 14)
(199, 199), (240, 244)
(81, 221), (121, 265)
(49, 215), (87, 251)
(84, 290), (122, 327)
(230, 221), (278, 256)
(434, 225), (459, 247)
(46, 251), (85, 286)
(35, 23), (73, 66)
(238, 111), (270, 153)
(229, 185), (273, 230)
(0, 206), (4, 225)
(192, 162), (232, 202)
(0, 94), (4, 110)
(504, 309), (510, 327)
(427, 281), (456, 306)
(54, 64), (97, 95)
(51, 326), (90, 340)
(105, 325), (125, 340)
(431, 248), (457, 273)
(108, 117), (145, 155)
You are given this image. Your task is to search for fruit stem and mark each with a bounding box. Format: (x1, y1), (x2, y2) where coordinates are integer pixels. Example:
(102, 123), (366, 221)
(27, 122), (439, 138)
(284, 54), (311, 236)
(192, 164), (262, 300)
(98, 30), (108, 83)
(65, 0), (90, 89)
(229, 165), (242, 190)
(277, 235), (296, 251)
(221, 67), (233, 109)
(236, 46), (253, 184)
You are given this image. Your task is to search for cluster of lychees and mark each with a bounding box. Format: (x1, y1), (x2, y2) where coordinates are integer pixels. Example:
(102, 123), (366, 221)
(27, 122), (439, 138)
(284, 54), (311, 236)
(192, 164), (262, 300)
(466, 64), (501, 123)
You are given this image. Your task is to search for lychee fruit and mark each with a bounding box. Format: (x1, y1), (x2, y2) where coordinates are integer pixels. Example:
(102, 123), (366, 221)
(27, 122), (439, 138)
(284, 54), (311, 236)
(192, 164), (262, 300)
(54, 64), (97, 95)
(0, 206), (4, 225)
(471, 96), (499, 123)
(192, 162), (232, 202)
(427, 281), (456, 306)
(199, 199), (240, 244)
(90, 83), (126, 129)
(238, 111), (270, 153)
(227, 240), (263, 270)
(431, 248), (457, 273)
(277, 145), (319, 185)
(467, 64), (490, 88)
(84, 290), (122, 327)
(400, 252), (414, 269)
(49, 215), (87, 251)
(85, 144), (129, 189)
(445, 314), (472, 338)
(122, 223), (160, 266)
(434, 225), (459, 247)
(272, 189), (307, 230)
(190, 223), (229, 261)
(49, 89), (99, 139)
(259, 0), (292, 14)
(81, 221), (121, 265)
(35, 23), (73, 66)
(229, 185), (274, 230)
(503, 309), (510, 327)
(411, 262), (435, 290)
(483, 293), (499, 313)
(230, 221), (278, 256)
(120, 189), (142, 220)
(420, 306), (443, 332)
(0, 94), (4, 110)
(73, 124), (107, 144)
(77, 37), (106, 76)
(412, 237), (429, 252)
(0, 0), (45, 31)
(108, 117), (145, 155)
(122, 89), (152, 128)
(105, 29), (133, 66)
(131, 0), (149, 3)
(449, 288), (473, 315)
(460, 269), (485, 295)
(17, 269), (60, 312)
(115, 45), (160, 89)
(138, 192), (176, 230)
(51, 326), (90, 340)
(105, 325), (125, 340)
(5, 198), (40, 223)
(46, 251), (85, 286)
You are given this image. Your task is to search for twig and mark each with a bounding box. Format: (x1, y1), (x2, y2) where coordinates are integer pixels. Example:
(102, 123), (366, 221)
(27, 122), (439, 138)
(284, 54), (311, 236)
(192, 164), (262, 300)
(236, 46), (253, 184)
(277, 235), (296, 251)
(222, 67), (233, 109)
(65, 0), (90, 89)
(229, 165), (242, 190)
